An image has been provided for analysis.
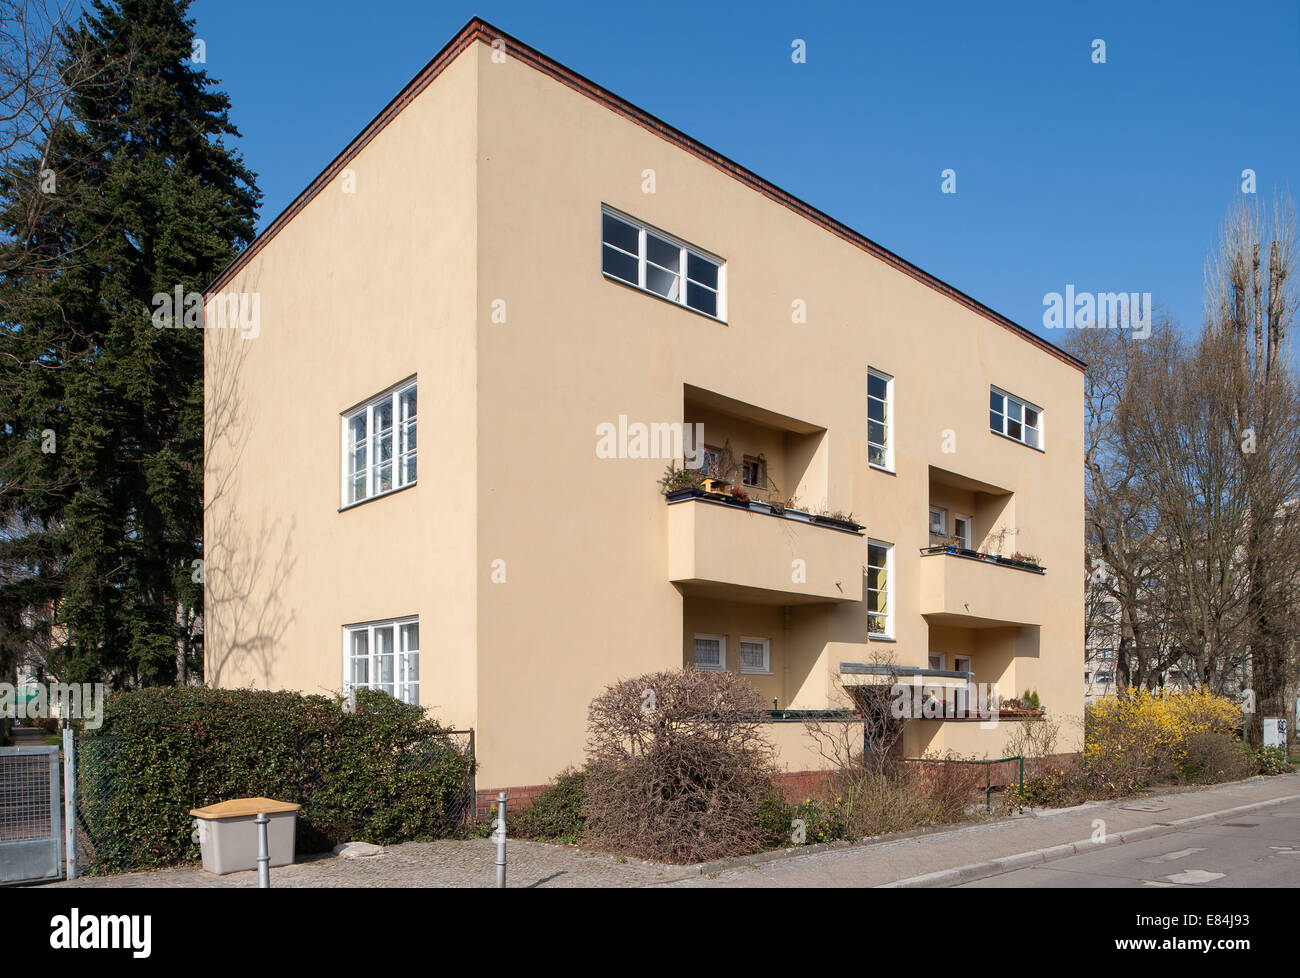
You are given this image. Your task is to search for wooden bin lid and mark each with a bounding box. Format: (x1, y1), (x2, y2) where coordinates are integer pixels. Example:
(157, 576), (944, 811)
(190, 797), (301, 819)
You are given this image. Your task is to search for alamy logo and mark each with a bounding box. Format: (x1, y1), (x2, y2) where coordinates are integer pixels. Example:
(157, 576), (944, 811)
(890, 682), (1001, 727)
(50, 909), (151, 958)
(0, 682), (104, 729)
(1042, 285), (1151, 339)
(151, 286), (260, 340)
(595, 416), (706, 466)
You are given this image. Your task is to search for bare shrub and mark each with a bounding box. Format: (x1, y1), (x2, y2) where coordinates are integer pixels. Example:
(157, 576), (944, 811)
(1002, 715), (1062, 777)
(1180, 731), (1253, 785)
(582, 669), (776, 863)
(915, 755), (988, 820)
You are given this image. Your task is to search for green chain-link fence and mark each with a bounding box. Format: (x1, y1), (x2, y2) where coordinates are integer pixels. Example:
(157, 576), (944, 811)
(73, 735), (138, 875)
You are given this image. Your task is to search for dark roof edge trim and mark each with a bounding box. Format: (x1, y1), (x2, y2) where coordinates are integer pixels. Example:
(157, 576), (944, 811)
(206, 17), (1085, 373)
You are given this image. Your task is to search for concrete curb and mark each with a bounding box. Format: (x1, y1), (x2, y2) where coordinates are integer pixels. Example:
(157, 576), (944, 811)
(878, 790), (1300, 888)
(683, 810), (1038, 878)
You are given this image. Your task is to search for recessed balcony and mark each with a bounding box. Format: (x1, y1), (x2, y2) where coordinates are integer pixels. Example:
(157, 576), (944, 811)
(667, 491), (863, 605)
(918, 546), (1045, 627)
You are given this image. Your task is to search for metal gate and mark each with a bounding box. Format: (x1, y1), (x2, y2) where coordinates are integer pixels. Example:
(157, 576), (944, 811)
(0, 746), (63, 884)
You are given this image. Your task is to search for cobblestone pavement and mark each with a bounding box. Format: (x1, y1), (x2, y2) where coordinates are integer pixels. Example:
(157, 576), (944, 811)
(47, 838), (689, 888)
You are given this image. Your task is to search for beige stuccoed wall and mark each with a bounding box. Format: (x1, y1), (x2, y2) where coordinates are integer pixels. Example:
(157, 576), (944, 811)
(205, 35), (1083, 789)
(472, 39), (1083, 783)
(204, 51), (481, 729)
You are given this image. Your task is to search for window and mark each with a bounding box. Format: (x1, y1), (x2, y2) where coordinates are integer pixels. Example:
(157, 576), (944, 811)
(928, 654), (945, 672)
(867, 369), (893, 470)
(953, 515), (973, 549)
(952, 655), (972, 675)
(929, 506), (947, 536)
(344, 618), (419, 705)
(739, 637), (771, 674)
(703, 444), (722, 479)
(601, 207), (724, 318)
(742, 455), (766, 489)
(867, 540), (893, 638)
(343, 380), (417, 506)
(990, 387), (1042, 449)
(693, 633), (726, 671)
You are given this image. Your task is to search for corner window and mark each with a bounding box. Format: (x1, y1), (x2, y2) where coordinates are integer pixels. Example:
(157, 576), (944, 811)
(739, 637), (771, 674)
(990, 387), (1042, 449)
(344, 618), (419, 705)
(868, 369), (893, 470)
(867, 540), (893, 638)
(601, 207), (724, 319)
(342, 380), (417, 506)
(693, 633), (726, 671)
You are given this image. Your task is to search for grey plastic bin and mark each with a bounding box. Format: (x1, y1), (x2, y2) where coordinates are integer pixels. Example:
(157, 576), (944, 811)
(190, 797), (300, 875)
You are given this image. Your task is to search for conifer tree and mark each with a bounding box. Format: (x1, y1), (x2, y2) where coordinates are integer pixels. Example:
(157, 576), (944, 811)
(0, 0), (259, 684)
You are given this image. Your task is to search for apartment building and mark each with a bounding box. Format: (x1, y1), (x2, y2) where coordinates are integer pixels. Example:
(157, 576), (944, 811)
(203, 18), (1086, 795)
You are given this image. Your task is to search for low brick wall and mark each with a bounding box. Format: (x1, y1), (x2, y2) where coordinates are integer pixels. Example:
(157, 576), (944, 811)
(475, 753), (1084, 822)
(475, 784), (551, 821)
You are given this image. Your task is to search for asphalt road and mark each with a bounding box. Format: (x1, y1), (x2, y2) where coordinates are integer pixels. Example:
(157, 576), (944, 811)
(959, 798), (1300, 887)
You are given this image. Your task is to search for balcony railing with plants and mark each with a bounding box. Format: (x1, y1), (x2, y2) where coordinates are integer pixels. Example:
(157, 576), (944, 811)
(919, 542), (1045, 574)
(660, 463), (863, 533)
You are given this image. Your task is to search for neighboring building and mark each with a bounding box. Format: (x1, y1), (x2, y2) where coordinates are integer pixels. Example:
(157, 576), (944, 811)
(203, 18), (1086, 797)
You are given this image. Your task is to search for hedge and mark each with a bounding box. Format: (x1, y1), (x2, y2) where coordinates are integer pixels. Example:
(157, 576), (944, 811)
(81, 686), (473, 871)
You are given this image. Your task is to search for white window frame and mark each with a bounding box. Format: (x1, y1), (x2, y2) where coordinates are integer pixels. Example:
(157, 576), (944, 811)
(341, 379), (417, 507)
(867, 368), (894, 471)
(739, 636), (771, 675)
(953, 514), (973, 550)
(952, 654), (972, 676)
(693, 633), (727, 672)
(928, 653), (945, 672)
(928, 506), (947, 536)
(601, 206), (726, 320)
(343, 616), (420, 705)
(990, 386), (1043, 450)
(867, 539), (894, 639)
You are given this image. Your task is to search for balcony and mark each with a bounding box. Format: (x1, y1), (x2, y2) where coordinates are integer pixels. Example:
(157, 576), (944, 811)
(918, 546), (1044, 627)
(667, 491), (863, 605)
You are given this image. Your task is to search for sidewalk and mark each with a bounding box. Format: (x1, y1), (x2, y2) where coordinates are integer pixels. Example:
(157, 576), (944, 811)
(663, 774), (1300, 887)
(46, 774), (1300, 888)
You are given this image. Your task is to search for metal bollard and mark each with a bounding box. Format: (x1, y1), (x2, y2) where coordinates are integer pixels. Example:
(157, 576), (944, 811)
(255, 812), (270, 888)
(494, 792), (507, 889)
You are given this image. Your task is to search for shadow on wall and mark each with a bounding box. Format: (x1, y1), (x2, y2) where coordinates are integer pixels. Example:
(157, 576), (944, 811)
(203, 274), (297, 688)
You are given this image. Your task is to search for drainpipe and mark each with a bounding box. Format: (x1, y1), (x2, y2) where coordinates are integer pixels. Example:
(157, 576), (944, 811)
(782, 605), (793, 708)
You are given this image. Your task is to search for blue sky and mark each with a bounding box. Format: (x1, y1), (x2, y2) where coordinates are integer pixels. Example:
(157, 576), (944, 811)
(190, 0), (1300, 343)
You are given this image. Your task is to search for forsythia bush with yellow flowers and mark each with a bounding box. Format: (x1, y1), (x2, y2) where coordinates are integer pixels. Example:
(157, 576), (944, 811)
(1084, 688), (1244, 792)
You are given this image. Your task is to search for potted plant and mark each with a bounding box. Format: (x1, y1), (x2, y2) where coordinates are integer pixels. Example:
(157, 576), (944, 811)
(658, 463), (706, 500)
(783, 497), (812, 522)
(726, 485), (750, 507)
(811, 507), (862, 531)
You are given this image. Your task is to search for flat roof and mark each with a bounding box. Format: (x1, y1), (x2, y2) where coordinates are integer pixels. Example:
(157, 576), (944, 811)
(207, 17), (1084, 373)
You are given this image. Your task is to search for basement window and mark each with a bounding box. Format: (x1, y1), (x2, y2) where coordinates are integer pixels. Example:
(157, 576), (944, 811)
(739, 637), (771, 674)
(693, 634), (727, 671)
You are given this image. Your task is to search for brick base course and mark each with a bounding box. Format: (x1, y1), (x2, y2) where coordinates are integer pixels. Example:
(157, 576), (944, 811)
(475, 754), (1084, 821)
